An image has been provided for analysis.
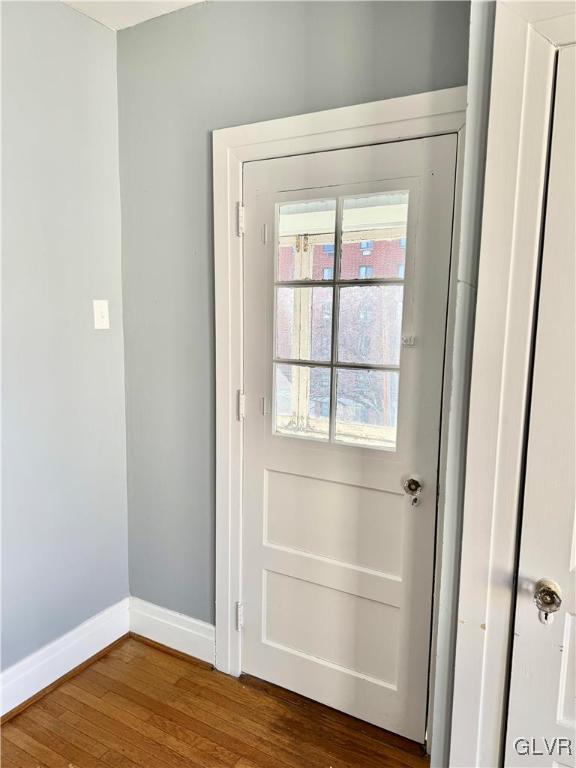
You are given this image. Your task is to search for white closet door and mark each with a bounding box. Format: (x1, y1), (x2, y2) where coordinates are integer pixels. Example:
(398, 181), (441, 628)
(506, 45), (576, 768)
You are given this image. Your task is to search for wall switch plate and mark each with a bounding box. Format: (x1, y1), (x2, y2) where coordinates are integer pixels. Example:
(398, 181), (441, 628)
(93, 299), (110, 330)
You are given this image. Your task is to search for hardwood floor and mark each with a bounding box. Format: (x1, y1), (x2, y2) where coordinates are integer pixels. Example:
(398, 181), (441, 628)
(1, 637), (429, 768)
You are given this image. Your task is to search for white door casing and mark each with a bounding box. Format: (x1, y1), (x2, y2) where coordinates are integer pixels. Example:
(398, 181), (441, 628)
(212, 89), (467, 755)
(505, 43), (576, 768)
(241, 136), (457, 741)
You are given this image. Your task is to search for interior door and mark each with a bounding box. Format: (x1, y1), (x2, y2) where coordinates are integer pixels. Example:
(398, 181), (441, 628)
(241, 135), (457, 742)
(505, 45), (576, 767)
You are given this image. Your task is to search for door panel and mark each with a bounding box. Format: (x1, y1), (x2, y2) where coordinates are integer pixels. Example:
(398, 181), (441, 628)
(506, 45), (576, 768)
(265, 570), (401, 685)
(265, 470), (405, 574)
(242, 135), (457, 741)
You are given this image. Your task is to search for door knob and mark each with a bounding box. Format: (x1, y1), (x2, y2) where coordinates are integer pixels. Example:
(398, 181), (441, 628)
(402, 476), (423, 507)
(534, 578), (562, 624)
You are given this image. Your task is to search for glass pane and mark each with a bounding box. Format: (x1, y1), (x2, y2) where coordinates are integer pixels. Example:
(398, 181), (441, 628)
(276, 286), (333, 362)
(340, 192), (409, 280)
(274, 364), (331, 440)
(278, 200), (336, 281)
(337, 285), (403, 366)
(335, 368), (399, 449)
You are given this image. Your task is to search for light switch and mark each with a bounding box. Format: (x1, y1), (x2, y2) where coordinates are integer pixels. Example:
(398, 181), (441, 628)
(93, 299), (110, 330)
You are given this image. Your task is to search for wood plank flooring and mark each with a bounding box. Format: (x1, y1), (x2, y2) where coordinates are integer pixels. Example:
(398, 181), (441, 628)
(1, 636), (429, 768)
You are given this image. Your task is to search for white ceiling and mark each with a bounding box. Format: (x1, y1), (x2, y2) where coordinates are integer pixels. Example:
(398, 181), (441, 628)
(64, 1), (204, 31)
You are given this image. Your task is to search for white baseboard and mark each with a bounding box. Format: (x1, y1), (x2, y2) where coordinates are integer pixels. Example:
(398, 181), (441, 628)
(0, 597), (129, 716)
(129, 597), (215, 665)
(0, 597), (216, 716)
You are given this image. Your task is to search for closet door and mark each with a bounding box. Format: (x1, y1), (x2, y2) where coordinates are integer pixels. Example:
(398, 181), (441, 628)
(505, 45), (576, 768)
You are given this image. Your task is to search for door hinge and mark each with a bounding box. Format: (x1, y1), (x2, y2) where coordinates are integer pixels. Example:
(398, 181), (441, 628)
(236, 390), (246, 421)
(236, 202), (245, 237)
(235, 602), (244, 631)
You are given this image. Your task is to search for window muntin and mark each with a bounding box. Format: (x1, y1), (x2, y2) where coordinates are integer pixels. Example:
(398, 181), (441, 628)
(273, 191), (409, 450)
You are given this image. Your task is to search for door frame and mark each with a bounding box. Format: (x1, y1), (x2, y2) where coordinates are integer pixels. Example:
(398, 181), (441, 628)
(213, 87), (467, 750)
(450, 2), (576, 766)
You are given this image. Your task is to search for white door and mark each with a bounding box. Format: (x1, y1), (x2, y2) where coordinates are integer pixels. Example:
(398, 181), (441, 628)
(506, 45), (576, 768)
(241, 135), (457, 742)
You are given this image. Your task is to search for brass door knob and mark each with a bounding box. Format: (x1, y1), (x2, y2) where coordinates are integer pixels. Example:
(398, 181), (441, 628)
(534, 578), (562, 624)
(402, 476), (423, 506)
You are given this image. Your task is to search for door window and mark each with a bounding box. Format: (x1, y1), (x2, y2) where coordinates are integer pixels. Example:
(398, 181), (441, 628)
(274, 192), (409, 449)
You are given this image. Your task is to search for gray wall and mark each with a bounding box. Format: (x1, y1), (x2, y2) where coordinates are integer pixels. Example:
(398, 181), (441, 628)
(118, 1), (470, 624)
(1, 1), (128, 668)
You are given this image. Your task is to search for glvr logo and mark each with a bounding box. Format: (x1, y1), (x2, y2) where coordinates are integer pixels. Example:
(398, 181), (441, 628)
(514, 737), (573, 757)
